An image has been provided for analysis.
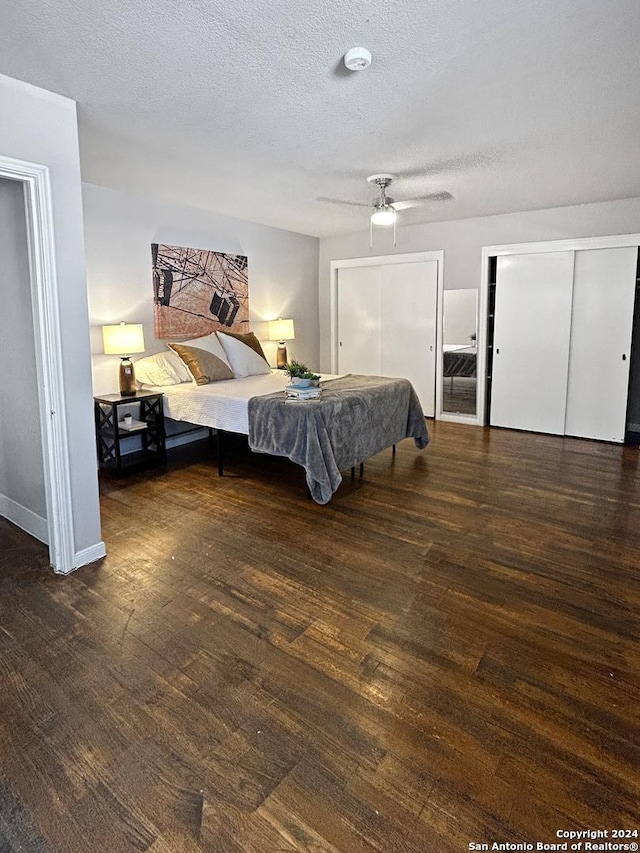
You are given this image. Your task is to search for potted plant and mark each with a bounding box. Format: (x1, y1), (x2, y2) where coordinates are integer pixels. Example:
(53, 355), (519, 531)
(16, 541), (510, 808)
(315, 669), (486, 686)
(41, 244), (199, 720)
(284, 360), (321, 387)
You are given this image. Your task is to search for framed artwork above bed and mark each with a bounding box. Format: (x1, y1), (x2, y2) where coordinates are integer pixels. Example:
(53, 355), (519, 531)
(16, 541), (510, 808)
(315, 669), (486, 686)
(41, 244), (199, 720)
(152, 243), (249, 340)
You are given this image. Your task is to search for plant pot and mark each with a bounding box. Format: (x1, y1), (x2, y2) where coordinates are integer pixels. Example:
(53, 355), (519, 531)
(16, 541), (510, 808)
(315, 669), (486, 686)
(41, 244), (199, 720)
(291, 378), (311, 388)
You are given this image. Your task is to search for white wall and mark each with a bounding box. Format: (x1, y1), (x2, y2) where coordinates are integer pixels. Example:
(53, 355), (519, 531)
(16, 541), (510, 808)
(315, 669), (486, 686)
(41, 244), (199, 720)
(319, 197), (640, 370)
(83, 184), (320, 396)
(0, 178), (47, 535)
(0, 74), (103, 561)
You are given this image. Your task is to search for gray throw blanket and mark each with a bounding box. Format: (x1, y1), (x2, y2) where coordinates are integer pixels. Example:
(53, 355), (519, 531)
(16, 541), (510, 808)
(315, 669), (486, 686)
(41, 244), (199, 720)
(248, 374), (429, 504)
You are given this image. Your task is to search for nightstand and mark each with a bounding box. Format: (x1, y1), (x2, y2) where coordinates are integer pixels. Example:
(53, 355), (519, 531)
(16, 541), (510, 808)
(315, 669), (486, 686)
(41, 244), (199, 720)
(94, 391), (166, 474)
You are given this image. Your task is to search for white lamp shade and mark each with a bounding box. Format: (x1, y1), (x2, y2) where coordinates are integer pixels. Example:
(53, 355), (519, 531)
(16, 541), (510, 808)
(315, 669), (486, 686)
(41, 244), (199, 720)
(371, 206), (397, 226)
(268, 318), (295, 341)
(102, 323), (145, 355)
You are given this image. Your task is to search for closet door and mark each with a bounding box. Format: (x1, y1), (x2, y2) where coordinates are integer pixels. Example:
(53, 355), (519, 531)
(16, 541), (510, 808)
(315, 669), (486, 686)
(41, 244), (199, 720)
(380, 261), (437, 416)
(491, 252), (575, 434)
(565, 247), (637, 442)
(337, 267), (382, 375)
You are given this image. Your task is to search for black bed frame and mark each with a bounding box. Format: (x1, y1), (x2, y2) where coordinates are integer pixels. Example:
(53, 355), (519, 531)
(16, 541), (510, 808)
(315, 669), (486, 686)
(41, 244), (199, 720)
(211, 427), (395, 483)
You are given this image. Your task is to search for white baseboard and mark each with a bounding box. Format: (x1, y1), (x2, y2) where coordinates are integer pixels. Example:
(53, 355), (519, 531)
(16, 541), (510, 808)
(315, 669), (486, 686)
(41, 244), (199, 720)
(0, 493), (48, 544)
(72, 541), (107, 572)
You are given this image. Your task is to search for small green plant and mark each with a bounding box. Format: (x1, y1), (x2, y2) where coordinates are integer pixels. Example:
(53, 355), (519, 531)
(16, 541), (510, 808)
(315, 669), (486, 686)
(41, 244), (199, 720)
(284, 360), (320, 381)
(284, 359), (307, 378)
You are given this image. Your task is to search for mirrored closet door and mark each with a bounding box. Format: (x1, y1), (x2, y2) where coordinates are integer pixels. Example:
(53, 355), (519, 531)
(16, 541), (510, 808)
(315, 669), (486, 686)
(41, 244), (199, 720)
(441, 288), (478, 417)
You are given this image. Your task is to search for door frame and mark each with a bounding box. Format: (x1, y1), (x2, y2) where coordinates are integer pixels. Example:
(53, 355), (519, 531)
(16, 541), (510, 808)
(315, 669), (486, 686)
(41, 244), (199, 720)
(329, 250), (445, 416)
(0, 154), (75, 573)
(479, 233), (640, 426)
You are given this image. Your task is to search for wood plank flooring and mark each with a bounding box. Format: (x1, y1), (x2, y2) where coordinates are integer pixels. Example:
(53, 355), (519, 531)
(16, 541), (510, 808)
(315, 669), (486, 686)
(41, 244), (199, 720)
(442, 377), (477, 415)
(1, 421), (639, 852)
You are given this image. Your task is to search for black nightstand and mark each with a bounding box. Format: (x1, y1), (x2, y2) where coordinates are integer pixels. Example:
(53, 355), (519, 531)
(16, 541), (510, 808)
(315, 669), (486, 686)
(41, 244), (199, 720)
(94, 391), (166, 475)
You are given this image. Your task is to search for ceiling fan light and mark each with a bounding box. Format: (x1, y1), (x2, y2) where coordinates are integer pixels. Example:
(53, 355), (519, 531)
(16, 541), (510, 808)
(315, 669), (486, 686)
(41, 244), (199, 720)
(371, 205), (397, 226)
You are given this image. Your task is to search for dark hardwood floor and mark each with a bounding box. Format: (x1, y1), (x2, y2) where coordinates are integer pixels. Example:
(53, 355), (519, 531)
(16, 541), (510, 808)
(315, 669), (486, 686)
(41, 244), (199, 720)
(1, 422), (640, 852)
(442, 377), (477, 416)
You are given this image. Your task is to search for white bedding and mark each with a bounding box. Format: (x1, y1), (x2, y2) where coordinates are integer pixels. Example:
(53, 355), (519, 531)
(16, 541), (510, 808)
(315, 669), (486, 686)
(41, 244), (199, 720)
(147, 371), (340, 435)
(443, 343), (477, 352)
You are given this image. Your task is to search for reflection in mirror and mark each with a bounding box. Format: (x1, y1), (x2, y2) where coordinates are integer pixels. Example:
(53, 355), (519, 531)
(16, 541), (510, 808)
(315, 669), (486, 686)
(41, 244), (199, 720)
(442, 289), (477, 416)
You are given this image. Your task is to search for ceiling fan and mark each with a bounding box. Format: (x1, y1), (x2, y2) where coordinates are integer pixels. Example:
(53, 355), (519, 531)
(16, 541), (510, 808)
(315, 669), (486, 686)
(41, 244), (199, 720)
(318, 174), (453, 246)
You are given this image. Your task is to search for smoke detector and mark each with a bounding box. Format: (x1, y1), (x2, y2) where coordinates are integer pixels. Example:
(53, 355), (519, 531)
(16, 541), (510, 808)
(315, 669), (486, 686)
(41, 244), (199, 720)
(344, 47), (372, 71)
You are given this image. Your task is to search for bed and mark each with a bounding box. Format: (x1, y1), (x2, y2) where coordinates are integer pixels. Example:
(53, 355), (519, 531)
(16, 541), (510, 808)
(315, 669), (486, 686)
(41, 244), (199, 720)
(443, 345), (477, 379)
(147, 371), (429, 504)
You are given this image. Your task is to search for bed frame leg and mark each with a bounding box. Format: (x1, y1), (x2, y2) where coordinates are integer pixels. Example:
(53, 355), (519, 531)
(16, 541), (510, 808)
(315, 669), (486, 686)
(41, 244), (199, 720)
(217, 429), (224, 476)
(351, 466), (355, 479)
(392, 444), (396, 456)
(359, 462), (364, 478)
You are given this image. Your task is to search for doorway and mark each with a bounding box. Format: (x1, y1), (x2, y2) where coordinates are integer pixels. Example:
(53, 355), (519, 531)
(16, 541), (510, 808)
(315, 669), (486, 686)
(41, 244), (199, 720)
(0, 178), (47, 542)
(0, 155), (76, 573)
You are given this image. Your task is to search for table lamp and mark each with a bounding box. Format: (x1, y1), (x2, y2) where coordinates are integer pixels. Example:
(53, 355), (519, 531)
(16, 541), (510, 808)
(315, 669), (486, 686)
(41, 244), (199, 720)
(268, 318), (295, 369)
(102, 322), (145, 396)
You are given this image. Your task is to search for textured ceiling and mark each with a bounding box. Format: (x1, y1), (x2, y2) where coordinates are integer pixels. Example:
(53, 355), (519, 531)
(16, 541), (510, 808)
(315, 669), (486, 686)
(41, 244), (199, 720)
(1, 0), (640, 237)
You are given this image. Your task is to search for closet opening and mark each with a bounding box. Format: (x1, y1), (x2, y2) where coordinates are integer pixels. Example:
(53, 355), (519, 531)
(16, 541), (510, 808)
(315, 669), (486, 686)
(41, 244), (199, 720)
(479, 234), (640, 441)
(484, 255), (497, 425)
(624, 248), (640, 445)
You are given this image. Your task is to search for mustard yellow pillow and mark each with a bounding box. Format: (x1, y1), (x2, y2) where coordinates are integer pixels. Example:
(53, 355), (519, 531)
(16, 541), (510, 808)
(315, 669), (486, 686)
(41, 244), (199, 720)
(168, 343), (234, 385)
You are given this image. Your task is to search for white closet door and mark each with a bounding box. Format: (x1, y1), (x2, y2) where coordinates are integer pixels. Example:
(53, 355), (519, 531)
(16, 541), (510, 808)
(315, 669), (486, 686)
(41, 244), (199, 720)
(491, 252), (575, 434)
(380, 261), (438, 416)
(337, 266), (382, 375)
(565, 247), (637, 442)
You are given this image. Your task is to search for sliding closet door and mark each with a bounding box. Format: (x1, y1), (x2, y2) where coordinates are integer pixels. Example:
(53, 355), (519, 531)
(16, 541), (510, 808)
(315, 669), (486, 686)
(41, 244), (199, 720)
(565, 247), (637, 442)
(491, 252), (575, 434)
(380, 261), (437, 416)
(337, 267), (382, 375)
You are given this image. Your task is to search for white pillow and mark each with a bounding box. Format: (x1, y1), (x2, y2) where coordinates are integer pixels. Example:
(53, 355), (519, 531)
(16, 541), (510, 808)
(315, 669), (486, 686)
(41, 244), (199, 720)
(216, 332), (271, 378)
(135, 350), (192, 386)
(170, 333), (231, 368)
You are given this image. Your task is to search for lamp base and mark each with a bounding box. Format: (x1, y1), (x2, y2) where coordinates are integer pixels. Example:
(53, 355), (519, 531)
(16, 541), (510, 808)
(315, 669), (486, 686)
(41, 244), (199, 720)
(276, 342), (288, 370)
(119, 357), (137, 396)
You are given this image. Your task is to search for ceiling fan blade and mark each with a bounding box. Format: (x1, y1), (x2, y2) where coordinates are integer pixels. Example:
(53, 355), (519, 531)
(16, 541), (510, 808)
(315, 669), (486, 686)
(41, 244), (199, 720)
(316, 196), (370, 208)
(395, 151), (499, 181)
(393, 192), (453, 210)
